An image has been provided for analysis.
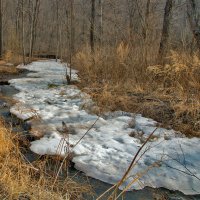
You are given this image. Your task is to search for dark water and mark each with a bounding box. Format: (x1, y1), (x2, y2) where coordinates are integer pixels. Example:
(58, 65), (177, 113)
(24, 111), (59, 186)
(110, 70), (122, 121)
(0, 84), (199, 200)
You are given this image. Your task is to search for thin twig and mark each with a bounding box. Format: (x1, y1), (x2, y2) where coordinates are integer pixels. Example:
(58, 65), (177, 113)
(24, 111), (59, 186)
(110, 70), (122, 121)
(73, 116), (100, 148)
(116, 161), (160, 200)
(53, 117), (100, 187)
(115, 128), (157, 189)
(98, 128), (157, 200)
(19, 151), (39, 171)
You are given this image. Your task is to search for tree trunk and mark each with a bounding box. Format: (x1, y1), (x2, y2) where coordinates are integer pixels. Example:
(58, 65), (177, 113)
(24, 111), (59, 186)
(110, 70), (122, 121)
(143, 0), (151, 66)
(187, 0), (200, 51)
(29, 2), (34, 61)
(0, 0), (3, 58)
(90, 0), (95, 53)
(70, 0), (75, 55)
(99, 0), (103, 46)
(68, 0), (75, 83)
(128, 0), (135, 44)
(158, 0), (173, 62)
(29, 0), (40, 61)
(143, 0), (150, 41)
(56, 0), (59, 61)
(21, 0), (26, 65)
(16, 0), (20, 44)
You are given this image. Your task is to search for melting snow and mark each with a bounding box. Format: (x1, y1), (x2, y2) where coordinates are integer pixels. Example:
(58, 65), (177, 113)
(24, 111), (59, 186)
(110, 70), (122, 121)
(9, 60), (200, 195)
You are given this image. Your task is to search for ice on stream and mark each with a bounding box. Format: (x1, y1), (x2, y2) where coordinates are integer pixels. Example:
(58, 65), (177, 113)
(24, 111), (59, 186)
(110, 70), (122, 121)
(9, 60), (200, 195)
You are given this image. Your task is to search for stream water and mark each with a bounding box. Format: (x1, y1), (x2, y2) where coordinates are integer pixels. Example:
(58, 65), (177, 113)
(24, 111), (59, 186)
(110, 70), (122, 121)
(0, 83), (199, 200)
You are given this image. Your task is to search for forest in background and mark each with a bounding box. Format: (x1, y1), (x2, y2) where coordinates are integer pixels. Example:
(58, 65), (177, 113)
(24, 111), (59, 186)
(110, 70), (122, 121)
(0, 0), (198, 61)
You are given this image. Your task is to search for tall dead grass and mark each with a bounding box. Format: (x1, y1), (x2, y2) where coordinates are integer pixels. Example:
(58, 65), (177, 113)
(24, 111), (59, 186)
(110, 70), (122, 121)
(74, 44), (200, 137)
(148, 51), (200, 135)
(2, 31), (24, 65)
(75, 43), (153, 86)
(0, 119), (92, 200)
(2, 50), (24, 66)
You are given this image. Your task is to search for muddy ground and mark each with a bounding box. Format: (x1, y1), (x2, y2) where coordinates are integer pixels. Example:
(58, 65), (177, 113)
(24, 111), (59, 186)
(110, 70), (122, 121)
(0, 64), (24, 83)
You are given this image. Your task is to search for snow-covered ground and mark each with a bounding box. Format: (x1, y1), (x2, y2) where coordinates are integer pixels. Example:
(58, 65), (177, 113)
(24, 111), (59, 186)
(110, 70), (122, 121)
(9, 60), (200, 195)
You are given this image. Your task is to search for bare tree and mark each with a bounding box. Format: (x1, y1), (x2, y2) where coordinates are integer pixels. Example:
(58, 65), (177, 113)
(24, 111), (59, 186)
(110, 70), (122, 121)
(143, 0), (151, 66)
(143, 0), (151, 41)
(0, 0), (198, 66)
(99, 0), (103, 46)
(55, 0), (59, 61)
(0, 0), (3, 58)
(128, 0), (136, 44)
(21, 0), (26, 64)
(16, 0), (21, 43)
(80, 0), (87, 45)
(67, 0), (75, 84)
(187, 0), (200, 51)
(135, 0), (151, 65)
(90, 0), (95, 53)
(29, 0), (40, 61)
(158, 0), (174, 62)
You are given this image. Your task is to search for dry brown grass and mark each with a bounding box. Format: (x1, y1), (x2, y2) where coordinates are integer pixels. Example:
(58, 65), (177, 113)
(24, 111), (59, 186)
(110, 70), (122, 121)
(0, 65), (18, 74)
(0, 119), (92, 200)
(75, 43), (151, 86)
(148, 51), (200, 136)
(3, 51), (23, 66)
(0, 51), (22, 75)
(74, 45), (200, 137)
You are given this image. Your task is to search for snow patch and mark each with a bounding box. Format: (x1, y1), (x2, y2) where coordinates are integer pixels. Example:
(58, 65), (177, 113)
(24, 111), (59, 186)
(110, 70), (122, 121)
(9, 60), (200, 195)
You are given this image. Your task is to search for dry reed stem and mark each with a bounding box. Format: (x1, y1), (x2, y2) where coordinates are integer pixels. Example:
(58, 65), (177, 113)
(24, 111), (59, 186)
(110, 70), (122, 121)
(75, 47), (200, 137)
(0, 118), (92, 200)
(97, 128), (157, 200)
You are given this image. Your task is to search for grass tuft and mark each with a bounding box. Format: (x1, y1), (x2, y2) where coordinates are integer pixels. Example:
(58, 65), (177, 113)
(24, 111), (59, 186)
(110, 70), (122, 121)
(74, 46), (200, 137)
(0, 118), (92, 200)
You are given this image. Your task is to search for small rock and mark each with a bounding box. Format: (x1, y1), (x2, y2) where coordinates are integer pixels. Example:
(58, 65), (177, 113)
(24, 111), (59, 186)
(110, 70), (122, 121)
(128, 117), (136, 128)
(164, 134), (171, 140)
(129, 130), (137, 137)
(18, 193), (31, 200)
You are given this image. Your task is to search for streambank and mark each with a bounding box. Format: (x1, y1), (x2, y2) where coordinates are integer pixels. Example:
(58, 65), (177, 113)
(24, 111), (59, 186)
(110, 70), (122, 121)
(0, 60), (199, 199)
